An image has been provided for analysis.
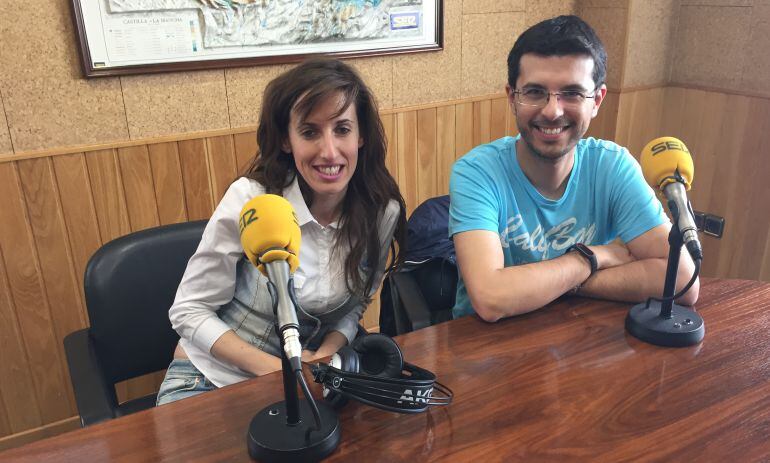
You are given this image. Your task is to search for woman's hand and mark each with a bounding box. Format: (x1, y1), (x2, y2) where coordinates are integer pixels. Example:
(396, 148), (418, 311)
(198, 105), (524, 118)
(301, 349), (318, 363)
(210, 330), (282, 376)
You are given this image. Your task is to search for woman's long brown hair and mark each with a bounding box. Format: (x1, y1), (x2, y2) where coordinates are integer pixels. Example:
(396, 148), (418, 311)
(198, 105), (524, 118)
(244, 58), (407, 303)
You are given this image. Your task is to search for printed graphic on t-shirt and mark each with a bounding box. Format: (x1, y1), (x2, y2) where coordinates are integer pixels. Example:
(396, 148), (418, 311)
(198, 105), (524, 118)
(500, 214), (597, 260)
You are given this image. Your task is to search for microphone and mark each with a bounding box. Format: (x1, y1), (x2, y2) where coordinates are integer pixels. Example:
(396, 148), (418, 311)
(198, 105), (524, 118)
(640, 136), (703, 261)
(625, 136), (705, 348)
(241, 195), (342, 462)
(239, 194), (303, 371)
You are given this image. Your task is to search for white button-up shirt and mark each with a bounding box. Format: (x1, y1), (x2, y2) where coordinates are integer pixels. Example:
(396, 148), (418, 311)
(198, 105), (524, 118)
(169, 176), (399, 386)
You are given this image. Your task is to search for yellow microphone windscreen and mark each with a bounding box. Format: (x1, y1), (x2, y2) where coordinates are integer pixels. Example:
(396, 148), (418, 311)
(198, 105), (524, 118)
(640, 136), (694, 190)
(239, 194), (301, 274)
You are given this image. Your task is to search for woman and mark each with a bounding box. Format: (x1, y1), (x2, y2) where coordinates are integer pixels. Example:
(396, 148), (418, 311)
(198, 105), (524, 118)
(157, 58), (407, 405)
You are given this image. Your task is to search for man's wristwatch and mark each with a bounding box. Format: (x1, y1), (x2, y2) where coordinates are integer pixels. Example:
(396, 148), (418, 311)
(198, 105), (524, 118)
(566, 243), (598, 276)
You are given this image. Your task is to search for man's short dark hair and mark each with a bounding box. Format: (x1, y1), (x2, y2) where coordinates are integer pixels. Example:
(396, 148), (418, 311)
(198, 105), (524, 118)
(507, 15), (607, 90)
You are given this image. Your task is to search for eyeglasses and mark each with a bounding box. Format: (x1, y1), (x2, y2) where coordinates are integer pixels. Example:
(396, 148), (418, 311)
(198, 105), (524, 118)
(513, 88), (597, 109)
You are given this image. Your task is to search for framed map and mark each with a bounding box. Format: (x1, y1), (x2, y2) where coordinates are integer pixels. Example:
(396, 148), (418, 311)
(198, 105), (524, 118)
(71, 0), (443, 77)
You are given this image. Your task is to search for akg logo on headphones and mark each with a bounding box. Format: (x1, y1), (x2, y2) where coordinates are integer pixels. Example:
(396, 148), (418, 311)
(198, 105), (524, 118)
(397, 387), (433, 404)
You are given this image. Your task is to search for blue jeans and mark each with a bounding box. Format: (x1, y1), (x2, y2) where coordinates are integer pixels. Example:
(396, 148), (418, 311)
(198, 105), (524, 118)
(157, 359), (217, 406)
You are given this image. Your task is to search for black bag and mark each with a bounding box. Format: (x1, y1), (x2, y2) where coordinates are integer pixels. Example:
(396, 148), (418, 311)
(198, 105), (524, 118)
(379, 196), (457, 336)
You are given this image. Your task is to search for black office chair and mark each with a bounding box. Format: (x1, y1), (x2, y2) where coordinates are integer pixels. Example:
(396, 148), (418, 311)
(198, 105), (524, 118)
(63, 220), (207, 426)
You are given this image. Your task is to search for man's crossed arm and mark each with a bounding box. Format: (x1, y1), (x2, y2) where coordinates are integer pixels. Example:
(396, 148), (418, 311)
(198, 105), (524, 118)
(454, 223), (699, 322)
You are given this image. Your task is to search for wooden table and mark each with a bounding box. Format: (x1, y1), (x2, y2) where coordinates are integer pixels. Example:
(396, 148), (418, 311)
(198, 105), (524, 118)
(3, 278), (770, 462)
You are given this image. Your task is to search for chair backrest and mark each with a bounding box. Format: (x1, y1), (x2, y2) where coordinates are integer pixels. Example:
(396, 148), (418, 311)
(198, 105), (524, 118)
(404, 195), (455, 265)
(380, 195), (457, 335)
(410, 258), (457, 319)
(85, 220), (207, 385)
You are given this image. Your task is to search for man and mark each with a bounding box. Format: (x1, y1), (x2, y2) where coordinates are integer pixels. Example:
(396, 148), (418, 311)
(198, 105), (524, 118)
(449, 15), (698, 322)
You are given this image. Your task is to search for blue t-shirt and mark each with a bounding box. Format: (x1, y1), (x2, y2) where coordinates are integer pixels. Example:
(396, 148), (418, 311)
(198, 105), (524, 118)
(448, 136), (667, 318)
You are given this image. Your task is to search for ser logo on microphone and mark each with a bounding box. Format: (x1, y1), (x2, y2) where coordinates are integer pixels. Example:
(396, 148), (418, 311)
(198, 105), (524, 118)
(651, 140), (690, 156)
(239, 208), (258, 236)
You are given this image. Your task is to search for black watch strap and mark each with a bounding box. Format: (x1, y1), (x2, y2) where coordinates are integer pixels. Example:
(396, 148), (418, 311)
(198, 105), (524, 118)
(566, 243), (597, 275)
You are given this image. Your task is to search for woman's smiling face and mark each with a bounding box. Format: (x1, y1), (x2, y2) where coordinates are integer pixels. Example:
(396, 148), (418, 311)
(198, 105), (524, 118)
(283, 91), (363, 208)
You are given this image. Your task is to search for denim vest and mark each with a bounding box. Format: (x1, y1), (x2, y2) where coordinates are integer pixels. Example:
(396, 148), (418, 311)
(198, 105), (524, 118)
(217, 258), (363, 356)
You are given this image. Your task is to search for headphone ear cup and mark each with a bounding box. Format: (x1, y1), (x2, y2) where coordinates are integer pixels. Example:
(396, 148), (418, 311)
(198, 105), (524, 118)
(323, 346), (360, 409)
(350, 333), (404, 378)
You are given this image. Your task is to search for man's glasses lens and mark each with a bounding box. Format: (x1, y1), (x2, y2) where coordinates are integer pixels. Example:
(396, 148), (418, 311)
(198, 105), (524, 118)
(516, 89), (594, 108)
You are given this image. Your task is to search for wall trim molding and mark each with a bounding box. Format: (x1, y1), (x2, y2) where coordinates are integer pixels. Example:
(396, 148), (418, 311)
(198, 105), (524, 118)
(615, 82), (770, 100)
(0, 416), (80, 452)
(667, 82), (770, 100)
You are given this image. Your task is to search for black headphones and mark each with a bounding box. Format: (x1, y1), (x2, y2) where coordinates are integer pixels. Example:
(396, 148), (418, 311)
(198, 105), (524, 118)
(310, 334), (453, 414)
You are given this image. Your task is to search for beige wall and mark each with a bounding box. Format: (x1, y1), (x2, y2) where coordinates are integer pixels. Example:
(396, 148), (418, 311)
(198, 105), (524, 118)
(0, 0), (577, 156)
(1, 0), (766, 158)
(620, 0), (770, 95)
(672, 0), (770, 95)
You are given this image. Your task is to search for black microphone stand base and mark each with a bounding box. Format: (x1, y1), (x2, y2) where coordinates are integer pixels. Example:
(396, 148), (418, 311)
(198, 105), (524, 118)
(626, 300), (704, 347)
(247, 400), (340, 463)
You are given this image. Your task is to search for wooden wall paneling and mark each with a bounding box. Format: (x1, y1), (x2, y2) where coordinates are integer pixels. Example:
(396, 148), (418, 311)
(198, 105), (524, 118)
(675, 90), (717, 217)
(233, 131), (258, 176)
(416, 108), (437, 205)
(381, 113), (398, 180)
(178, 139), (214, 221)
(0, 245), (42, 435)
(455, 102), (474, 160)
(0, 386), (8, 439)
(729, 98), (770, 280)
(696, 95), (750, 277)
(0, 162), (71, 424)
(614, 91), (637, 150)
(0, 416), (80, 452)
(674, 89), (707, 151)
(490, 97), (508, 141)
(436, 105), (456, 196)
(628, 88), (666, 156)
(707, 94), (752, 279)
(679, 91), (727, 279)
(0, 398), (8, 439)
(85, 149), (131, 243)
(659, 87), (687, 137)
(117, 146), (161, 232)
(17, 158), (86, 416)
(505, 97), (517, 138)
(147, 142), (187, 225)
(762, 222), (770, 283)
(688, 91), (726, 212)
(396, 111), (418, 214)
(473, 100), (492, 147)
(586, 91), (619, 141)
(0, 397), (8, 440)
(206, 135), (238, 204)
(51, 154), (102, 321)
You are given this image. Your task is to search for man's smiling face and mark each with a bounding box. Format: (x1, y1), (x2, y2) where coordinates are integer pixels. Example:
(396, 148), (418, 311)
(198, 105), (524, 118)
(508, 53), (606, 162)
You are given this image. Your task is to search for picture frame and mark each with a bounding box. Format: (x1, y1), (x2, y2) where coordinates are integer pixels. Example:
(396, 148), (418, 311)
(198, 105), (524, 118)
(70, 1), (444, 78)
